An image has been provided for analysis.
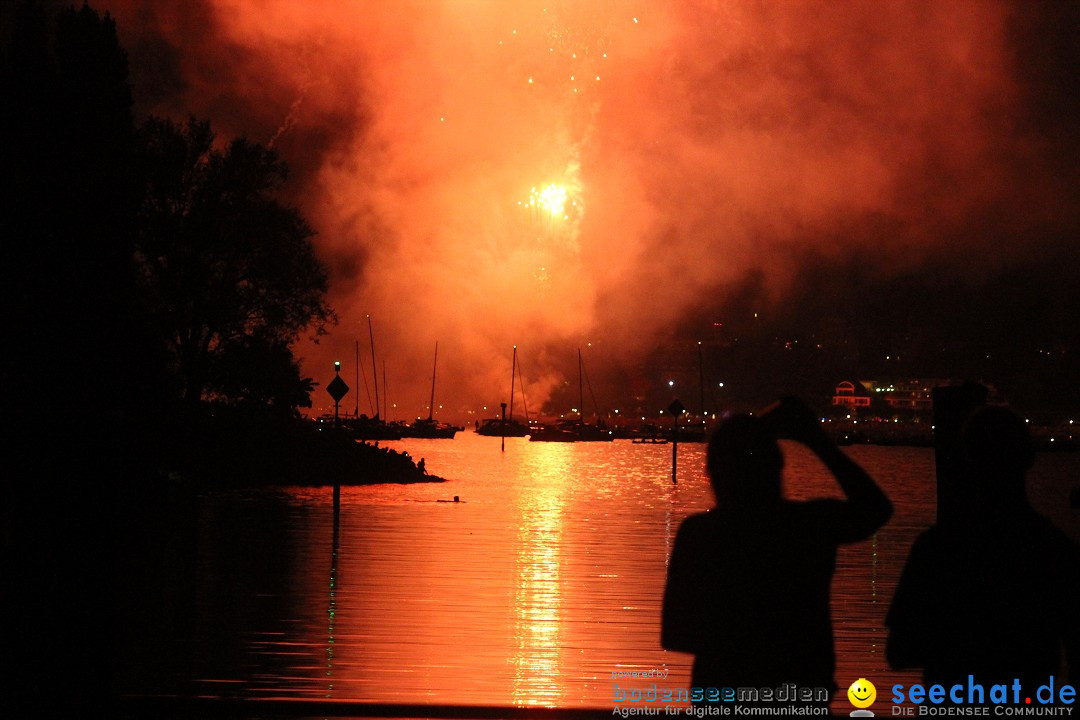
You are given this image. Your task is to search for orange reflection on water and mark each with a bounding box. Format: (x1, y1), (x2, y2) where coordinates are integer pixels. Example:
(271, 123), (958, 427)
(510, 443), (572, 706)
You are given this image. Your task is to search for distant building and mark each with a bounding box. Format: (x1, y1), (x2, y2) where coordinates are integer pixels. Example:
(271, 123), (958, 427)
(833, 379), (959, 412)
(869, 379), (941, 413)
(832, 380), (872, 409)
(833, 379), (961, 417)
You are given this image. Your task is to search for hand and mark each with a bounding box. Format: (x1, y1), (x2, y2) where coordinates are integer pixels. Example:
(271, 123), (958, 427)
(773, 395), (828, 447)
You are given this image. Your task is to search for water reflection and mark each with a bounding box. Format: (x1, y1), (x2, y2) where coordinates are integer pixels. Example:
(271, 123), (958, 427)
(115, 435), (1079, 715)
(327, 487), (339, 697)
(511, 444), (571, 705)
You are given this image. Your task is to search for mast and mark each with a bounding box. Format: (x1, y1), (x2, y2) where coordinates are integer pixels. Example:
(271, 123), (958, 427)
(578, 348), (584, 425)
(509, 345), (517, 423)
(698, 341), (705, 419)
(355, 340), (360, 417)
(368, 315), (380, 420)
(517, 358), (530, 423)
(427, 342), (438, 422)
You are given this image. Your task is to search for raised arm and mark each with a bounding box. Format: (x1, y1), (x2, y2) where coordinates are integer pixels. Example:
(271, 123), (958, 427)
(770, 395), (893, 540)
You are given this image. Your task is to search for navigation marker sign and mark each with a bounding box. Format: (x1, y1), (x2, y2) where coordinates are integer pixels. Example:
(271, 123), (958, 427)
(327, 375), (349, 402)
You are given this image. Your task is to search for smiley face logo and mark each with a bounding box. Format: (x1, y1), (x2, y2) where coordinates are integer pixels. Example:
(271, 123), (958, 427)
(848, 678), (877, 709)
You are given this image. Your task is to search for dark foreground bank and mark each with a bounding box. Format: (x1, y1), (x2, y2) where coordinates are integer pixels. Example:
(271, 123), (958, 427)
(161, 409), (444, 488)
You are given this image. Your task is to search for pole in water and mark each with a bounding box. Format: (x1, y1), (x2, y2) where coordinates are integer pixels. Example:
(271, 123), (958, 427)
(672, 416), (678, 485)
(334, 361), (341, 427)
(326, 361), (349, 429)
(668, 399), (685, 485)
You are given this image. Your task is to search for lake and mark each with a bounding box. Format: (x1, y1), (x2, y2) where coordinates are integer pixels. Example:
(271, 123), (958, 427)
(116, 432), (1080, 715)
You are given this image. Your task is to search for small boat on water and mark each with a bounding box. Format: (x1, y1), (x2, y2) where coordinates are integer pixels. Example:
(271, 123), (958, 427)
(399, 417), (462, 439)
(529, 349), (614, 443)
(528, 421), (578, 442)
(343, 316), (403, 441)
(344, 414), (404, 441)
(477, 345), (533, 438)
(399, 342), (460, 439)
(529, 418), (614, 442)
(476, 417), (530, 437)
(672, 423), (707, 443)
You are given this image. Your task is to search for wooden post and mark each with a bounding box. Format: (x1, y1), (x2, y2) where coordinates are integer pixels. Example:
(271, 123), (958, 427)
(672, 414), (678, 485)
(668, 399), (685, 485)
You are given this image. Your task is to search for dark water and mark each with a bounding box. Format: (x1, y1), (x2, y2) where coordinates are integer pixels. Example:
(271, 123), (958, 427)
(117, 433), (1079, 714)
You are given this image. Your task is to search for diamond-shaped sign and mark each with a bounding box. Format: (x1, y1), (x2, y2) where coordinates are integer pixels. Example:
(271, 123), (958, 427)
(667, 398), (686, 416)
(326, 375), (349, 402)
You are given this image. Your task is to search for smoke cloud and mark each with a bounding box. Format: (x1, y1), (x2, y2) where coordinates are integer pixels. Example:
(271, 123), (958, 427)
(54, 0), (1080, 417)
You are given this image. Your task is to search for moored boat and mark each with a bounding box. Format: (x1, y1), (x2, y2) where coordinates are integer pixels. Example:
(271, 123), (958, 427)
(399, 417), (461, 439)
(399, 342), (460, 439)
(529, 349), (614, 443)
(343, 415), (404, 441)
(477, 345), (534, 438)
(476, 417), (530, 437)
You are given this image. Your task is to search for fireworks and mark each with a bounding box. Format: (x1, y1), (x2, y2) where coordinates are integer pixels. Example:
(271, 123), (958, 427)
(529, 184), (569, 218)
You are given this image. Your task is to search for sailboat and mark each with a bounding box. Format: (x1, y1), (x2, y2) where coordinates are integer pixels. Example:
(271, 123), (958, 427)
(529, 349), (614, 442)
(476, 345), (531, 437)
(346, 316), (404, 441)
(400, 342), (461, 439)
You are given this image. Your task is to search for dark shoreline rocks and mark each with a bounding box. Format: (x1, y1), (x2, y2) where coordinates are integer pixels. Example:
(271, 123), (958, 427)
(160, 410), (444, 489)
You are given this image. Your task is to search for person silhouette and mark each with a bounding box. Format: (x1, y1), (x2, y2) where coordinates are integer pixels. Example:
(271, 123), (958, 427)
(886, 406), (1079, 697)
(662, 396), (893, 704)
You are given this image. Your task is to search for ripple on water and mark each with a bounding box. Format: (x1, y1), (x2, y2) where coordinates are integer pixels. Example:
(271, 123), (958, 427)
(117, 433), (1079, 714)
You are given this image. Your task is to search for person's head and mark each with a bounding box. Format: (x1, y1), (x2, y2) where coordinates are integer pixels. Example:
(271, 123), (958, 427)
(960, 405), (1034, 503)
(706, 414), (783, 507)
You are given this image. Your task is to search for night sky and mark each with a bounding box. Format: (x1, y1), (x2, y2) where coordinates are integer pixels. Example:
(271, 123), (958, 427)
(6, 0), (1078, 419)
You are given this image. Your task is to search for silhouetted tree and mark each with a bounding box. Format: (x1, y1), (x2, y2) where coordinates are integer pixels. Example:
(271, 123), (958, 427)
(134, 116), (334, 410)
(1, 2), (163, 712)
(210, 332), (317, 413)
(1, 1), (153, 419)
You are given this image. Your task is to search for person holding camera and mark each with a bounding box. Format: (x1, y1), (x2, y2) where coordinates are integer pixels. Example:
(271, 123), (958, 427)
(661, 395), (893, 702)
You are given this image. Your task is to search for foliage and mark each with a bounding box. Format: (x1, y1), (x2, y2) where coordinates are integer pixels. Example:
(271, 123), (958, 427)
(134, 116), (335, 408)
(1, 1), (149, 418)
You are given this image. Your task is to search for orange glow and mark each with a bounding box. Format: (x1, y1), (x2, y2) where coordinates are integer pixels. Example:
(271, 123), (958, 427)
(99, 0), (1075, 421)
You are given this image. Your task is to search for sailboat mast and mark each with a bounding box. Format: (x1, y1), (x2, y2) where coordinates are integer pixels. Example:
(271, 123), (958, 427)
(578, 348), (584, 425)
(428, 342), (438, 422)
(517, 359), (530, 423)
(368, 315), (380, 419)
(509, 345), (517, 423)
(355, 340), (360, 417)
(698, 341), (705, 418)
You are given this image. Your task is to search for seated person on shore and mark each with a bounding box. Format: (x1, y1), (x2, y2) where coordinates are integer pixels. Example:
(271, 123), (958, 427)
(662, 396), (893, 702)
(886, 406), (1079, 696)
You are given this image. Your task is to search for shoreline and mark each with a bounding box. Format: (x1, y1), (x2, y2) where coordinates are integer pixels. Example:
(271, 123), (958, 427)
(157, 411), (445, 489)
